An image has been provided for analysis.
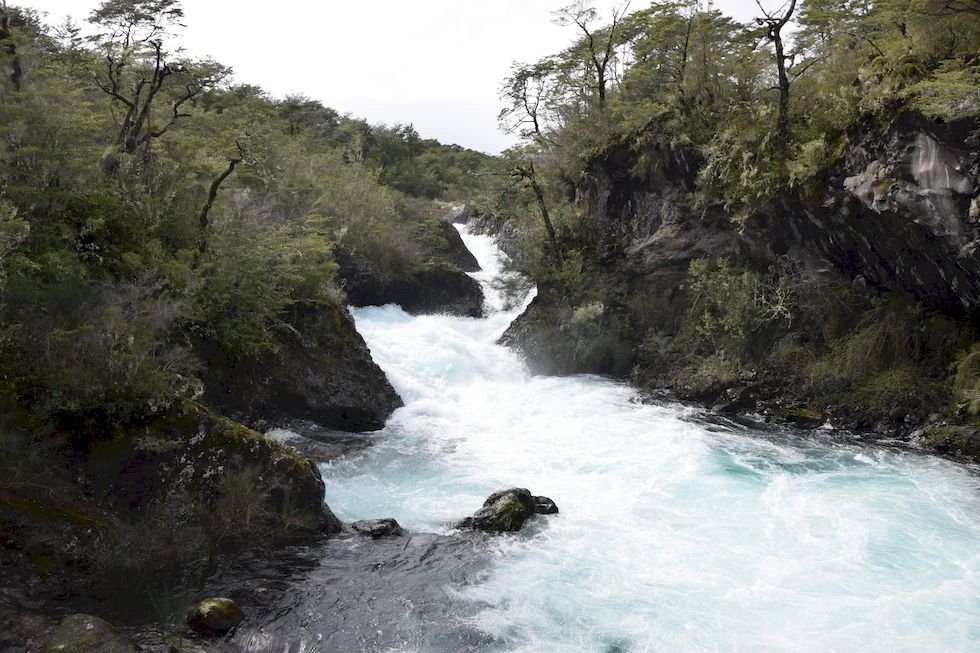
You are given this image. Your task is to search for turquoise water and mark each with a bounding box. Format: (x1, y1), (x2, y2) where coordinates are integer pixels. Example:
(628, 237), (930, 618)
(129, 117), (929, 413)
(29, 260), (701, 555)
(320, 228), (980, 652)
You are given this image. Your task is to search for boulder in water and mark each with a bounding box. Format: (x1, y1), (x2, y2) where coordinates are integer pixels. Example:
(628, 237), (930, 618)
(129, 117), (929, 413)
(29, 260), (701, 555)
(351, 518), (404, 538)
(459, 488), (557, 533)
(42, 614), (138, 652)
(186, 597), (244, 636)
(533, 495), (559, 515)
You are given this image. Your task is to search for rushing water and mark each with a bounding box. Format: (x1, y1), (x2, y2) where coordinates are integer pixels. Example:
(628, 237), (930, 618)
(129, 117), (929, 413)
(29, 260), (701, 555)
(314, 227), (980, 652)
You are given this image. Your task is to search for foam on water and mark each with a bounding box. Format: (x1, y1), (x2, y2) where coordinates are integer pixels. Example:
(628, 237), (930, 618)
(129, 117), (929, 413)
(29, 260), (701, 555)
(322, 226), (980, 652)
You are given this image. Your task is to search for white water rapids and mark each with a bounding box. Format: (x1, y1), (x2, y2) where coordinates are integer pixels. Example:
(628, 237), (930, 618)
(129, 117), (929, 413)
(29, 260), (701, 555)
(320, 227), (980, 652)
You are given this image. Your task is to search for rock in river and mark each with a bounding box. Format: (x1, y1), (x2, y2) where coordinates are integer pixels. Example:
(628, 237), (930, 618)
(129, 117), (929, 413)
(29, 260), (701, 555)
(351, 518), (404, 538)
(42, 614), (138, 652)
(186, 597), (244, 636)
(458, 488), (558, 533)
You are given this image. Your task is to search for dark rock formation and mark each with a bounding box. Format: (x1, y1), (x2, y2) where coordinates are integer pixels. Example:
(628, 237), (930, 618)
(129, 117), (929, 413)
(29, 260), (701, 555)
(335, 216), (485, 317)
(767, 112), (980, 313)
(499, 293), (635, 377)
(0, 610), (57, 652)
(918, 425), (980, 461)
(201, 300), (402, 432)
(415, 218), (481, 273)
(186, 597), (244, 636)
(532, 495), (559, 515)
(42, 614), (138, 652)
(336, 246), (484, 317)
(88, 408), (343, 539)
(458, 488), (558, 533)
(351, 518), (404, 538)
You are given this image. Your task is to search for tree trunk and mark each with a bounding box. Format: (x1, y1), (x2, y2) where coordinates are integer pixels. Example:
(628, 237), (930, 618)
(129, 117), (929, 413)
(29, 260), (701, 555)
(526, 163), (562, 267)
(0, 13), (22, 91)
(198, 156), (242, 255)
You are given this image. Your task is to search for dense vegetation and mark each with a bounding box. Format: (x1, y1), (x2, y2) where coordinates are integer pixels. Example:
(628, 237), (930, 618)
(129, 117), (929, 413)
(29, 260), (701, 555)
(0, 0), (489, 617)
(482, 0), (979, 434)
(0, 0), (488, 440)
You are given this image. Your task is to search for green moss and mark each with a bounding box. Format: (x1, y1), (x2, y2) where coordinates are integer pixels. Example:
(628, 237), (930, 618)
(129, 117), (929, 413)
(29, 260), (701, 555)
(920, 426), (980, 463)
(952, 344), (980, 418)
(785, 408), (825, 423)
(0, 494), (101, 529)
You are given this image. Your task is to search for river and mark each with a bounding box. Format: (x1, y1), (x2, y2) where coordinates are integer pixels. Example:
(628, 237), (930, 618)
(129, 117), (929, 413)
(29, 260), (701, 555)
(254, 227), (980, 652)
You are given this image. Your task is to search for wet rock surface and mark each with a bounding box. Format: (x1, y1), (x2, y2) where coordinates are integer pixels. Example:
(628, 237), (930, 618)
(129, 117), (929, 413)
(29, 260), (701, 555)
(336, 245), (485, 317)
(186, 597), (244, 636)
(42, 614), (138, 653)
(351, 518), (404, 538)
(121, 535), (498, 653)
(335, 217), (486, 317)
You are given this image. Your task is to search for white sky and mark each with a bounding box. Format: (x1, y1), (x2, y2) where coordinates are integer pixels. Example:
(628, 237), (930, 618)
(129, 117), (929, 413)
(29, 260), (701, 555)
(26, 1), (763, 153)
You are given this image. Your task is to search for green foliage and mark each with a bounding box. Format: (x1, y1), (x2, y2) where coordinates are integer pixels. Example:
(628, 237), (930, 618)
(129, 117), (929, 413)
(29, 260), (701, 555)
(685, 257), (795, 357)
(0, 1), (485, 443)
(953, 345), (980, 418)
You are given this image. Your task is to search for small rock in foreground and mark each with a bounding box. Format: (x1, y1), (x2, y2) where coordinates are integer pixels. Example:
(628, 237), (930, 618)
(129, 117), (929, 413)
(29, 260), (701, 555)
(186, 597), (244, 636)
(351, 518), (404, 538)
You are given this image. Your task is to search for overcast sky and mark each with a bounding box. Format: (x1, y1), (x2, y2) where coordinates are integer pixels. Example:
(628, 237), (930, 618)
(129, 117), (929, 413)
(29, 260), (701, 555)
(27, 1), (763, 153)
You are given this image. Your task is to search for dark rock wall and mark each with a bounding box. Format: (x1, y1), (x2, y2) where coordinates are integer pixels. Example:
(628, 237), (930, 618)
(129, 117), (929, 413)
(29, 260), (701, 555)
(202, 301), (402, 432)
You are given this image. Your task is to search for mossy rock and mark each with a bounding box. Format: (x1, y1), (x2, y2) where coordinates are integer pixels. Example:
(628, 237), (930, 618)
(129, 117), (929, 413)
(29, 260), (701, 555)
(919, 426), (980, 463)
(335, 242), (485, 317)
(0, 610), (57, 652)
(784, 408), (826, 427)
(42, 614), (137, 653)
(412, 218), (481, 272)
(199, 299), (403, 432)
(185, 597), (244, 636)
(461, 488), (536, 533)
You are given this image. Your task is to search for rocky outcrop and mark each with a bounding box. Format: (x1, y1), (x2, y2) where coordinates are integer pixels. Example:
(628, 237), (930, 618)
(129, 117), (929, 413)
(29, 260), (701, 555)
(458, 488), (558, 533)
(337, 246), (484, 317)
(335, 217), (484, 317)
(768, 112), (980, 313)
(918, 425), (980, 461)
(89, 408), (343, 540)
(186, 597), (245, 636)
(414, 218), (481, 273)
(499, 293), (635, 376)
(201, 300), (402, 432)
(42, 614), (138, 653)
(500, 110), (980, 456)
(351, 518), (404, 538)
(0, 611), (58, 653)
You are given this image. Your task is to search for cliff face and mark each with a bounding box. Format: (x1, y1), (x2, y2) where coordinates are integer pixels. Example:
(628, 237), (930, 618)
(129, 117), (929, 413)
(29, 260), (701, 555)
(502, 111), (979, 450)
(201, 300), (403, 432)
(586, 112), (979, 317)
(771, 112), (979, 312)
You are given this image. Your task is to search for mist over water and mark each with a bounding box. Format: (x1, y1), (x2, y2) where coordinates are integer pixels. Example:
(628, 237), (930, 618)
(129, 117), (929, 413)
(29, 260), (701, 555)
(325, 227), (980, 652)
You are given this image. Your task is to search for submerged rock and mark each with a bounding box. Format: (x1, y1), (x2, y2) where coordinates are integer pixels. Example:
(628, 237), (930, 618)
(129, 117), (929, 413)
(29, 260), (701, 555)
(186, 597), (244, 636)
(351, 518), (404, 538)
(42, 614), (137, 652)
(459, 488), (558, 533)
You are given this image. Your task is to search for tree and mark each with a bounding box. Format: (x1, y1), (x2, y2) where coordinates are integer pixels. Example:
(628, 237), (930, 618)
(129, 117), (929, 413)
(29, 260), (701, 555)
(554, 1), (631, 110)
(89, 0), (229, 154)
(512, 159), (562, 268)
(499, 59), (559, 145)
(754, 0), (798, 144)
